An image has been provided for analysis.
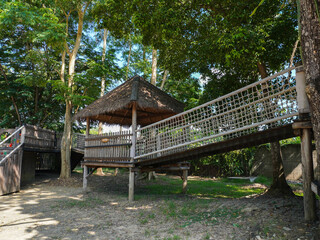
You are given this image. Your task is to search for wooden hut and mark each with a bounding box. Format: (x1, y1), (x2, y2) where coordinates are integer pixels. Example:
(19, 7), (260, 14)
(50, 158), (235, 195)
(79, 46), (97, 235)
(73, 75), (184, 201)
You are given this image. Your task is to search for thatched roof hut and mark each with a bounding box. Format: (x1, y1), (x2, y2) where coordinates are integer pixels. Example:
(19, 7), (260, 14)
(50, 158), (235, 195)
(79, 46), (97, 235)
(74, 75), (184, 126)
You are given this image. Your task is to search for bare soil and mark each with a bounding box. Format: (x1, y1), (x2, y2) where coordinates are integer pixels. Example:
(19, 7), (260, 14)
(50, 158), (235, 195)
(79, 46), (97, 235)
(0, 172), (319, 240)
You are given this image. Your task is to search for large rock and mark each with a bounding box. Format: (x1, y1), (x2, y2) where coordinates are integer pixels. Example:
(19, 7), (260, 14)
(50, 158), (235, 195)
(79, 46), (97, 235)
(251, 144), (317, 180)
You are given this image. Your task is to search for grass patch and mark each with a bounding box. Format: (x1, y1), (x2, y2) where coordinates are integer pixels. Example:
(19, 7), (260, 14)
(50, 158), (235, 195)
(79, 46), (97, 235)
(136, 175), (266, 199)
(160, 201), (178, 219)
(181, 206), (242, 227)
(52, 197), (105, 209)
(163, 236), (181, 240)
(254, 176), (272, 186)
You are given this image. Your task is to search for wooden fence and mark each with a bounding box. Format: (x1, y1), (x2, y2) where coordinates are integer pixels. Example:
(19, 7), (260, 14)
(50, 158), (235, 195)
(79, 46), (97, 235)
(84, 130), (132, 164)
(23, 125), (56, 149)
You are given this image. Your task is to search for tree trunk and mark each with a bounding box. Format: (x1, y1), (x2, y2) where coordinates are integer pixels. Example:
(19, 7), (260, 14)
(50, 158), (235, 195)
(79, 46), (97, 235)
(142, 46), (147, 78)
(268, 142), (295, 195)
(160, 70), (169, 90)
(125, 35), (132, 80)
(151, 48), (157, 85)
(60, 100), (72, 178)
(147, 49), (159, 179)
(97, 28), (108, 176)
(299, 0), (320, 180)
(257, 62), (293, 195)
(60, 8), (86, 178)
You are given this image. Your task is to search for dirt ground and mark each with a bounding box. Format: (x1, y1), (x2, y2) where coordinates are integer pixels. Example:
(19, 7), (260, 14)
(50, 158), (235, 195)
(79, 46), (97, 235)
(0, 172), (319, 240)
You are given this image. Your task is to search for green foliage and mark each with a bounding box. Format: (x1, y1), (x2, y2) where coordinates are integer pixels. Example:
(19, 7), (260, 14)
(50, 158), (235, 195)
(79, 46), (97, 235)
(0, 1), (125, 130)
(254, 176), (272, 186)
(191, 147), (256, 178)
(0, 1), (67, 129)
(164, 76), (201, 110)
(280, 137), (301, 145)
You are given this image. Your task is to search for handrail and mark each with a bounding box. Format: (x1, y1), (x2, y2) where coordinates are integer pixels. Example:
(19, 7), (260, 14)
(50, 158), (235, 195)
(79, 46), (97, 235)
(135, 67), (297, 160)
(137, 66), (296, 132)
(0, 143), (23, 166)
(0, 126), (25, 166)
(0, 125), (24, 146)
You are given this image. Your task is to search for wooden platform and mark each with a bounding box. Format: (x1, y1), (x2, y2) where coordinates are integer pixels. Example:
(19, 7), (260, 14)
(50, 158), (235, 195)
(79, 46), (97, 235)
(1, 125), (85, 195)
(81, 161), (134, 168)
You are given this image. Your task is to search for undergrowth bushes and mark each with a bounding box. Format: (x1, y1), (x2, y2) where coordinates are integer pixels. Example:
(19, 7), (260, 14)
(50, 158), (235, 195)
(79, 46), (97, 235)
(189, 137), (301, 178)
(189, 147), (256, 177)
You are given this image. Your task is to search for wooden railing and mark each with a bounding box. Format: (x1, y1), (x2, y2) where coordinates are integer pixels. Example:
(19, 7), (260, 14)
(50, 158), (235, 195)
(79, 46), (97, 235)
(23, 125), (55, 149)
(84, 130), (132, 163)
(135, 67), (298, 161)
(0, 126), (25, 165)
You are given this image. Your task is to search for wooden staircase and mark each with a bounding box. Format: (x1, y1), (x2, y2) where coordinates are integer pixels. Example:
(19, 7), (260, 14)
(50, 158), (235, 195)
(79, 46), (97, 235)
(0, 125), (85, 195)
(0, 126), (24, 195)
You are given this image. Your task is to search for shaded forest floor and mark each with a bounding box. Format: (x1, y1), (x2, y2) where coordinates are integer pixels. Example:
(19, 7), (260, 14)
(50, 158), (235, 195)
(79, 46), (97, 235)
(0, 171), (319, 240)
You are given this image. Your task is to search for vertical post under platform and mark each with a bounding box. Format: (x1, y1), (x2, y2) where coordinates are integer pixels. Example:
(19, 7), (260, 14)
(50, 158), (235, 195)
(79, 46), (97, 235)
(129, 103), (137, 202)
(83, 118), (90, 191)
(301, 128), (316, 221)
(83, 165), (88, 191)
(129, 169), (135, 201)
(182, 169), (188, 194)
(296, 66), (317, 221)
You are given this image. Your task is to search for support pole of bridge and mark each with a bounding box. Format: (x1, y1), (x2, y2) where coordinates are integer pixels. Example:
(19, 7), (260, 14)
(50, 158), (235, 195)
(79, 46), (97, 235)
(129, 103), (137, 202)
(83, 165), (88, 191)
(182, 169), (188, 194)
(86, 118), (90, 137)
(296, 66), (317, 221)
(301, 127), (316, 221)
(83, 118), (90, 192)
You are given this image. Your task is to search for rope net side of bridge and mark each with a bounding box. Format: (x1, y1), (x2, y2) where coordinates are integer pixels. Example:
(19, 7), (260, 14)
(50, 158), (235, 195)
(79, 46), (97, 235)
(135, 67), (298, 161)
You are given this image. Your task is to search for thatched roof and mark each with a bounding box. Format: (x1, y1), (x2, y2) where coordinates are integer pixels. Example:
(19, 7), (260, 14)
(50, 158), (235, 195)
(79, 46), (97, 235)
(74, 75), (184, 126)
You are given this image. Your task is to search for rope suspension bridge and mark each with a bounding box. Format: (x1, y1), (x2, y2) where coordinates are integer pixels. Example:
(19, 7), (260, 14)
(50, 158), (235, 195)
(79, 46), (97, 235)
(134, 67), (299, 166)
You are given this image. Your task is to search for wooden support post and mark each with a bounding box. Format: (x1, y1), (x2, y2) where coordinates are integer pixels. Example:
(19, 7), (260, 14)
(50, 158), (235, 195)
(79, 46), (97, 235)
(83, 118), (90, 190)
(296, 66), (310, 115)
(156, 135), (161, 157)
(301, 128), (317, 221)
(296, 66), (317, 221)
(86, 118), (90, 137)
(182, 169), (188, 194)
(20, 126), (26, 144)
(129, 103), (137, 202)
(83, 165), (88, 191)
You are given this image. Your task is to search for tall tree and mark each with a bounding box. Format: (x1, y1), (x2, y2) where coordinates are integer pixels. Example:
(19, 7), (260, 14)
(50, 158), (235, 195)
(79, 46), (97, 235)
(57, 0), (91, 178)
(0, 1), (66, 129)
(96, 28), (109, 176)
